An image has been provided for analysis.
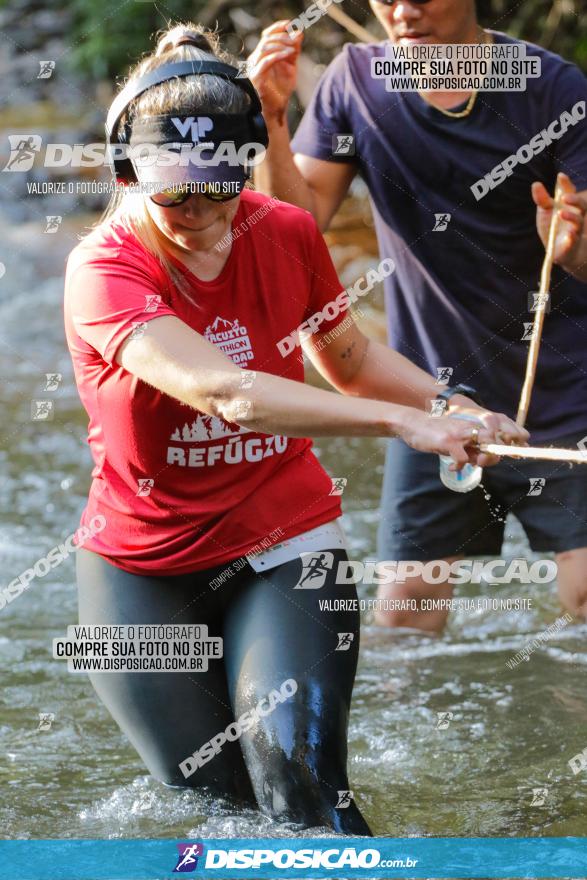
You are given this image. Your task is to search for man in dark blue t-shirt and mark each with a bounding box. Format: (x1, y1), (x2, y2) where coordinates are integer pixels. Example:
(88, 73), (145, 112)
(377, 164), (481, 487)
(250, 0), (587, 631)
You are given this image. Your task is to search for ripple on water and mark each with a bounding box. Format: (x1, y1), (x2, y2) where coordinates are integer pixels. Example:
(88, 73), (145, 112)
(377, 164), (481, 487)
(78, 776), (345, 840)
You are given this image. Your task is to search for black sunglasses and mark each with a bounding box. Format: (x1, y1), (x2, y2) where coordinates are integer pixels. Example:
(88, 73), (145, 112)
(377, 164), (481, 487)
(150, 181), (242, 208)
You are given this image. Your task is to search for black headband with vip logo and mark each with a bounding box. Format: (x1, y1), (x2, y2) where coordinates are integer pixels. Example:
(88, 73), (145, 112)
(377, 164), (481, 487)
(128, 114), (255, 149)
(126, 113), (264, 189)
(105, 60), (269, 184)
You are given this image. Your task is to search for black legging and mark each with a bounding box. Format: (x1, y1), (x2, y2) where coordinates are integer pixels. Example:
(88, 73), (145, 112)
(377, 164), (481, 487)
(76, 546), (372, 835)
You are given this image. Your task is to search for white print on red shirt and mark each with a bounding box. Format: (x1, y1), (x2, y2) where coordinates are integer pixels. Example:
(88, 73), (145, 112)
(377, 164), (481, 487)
(205, 316), (254, 365)
(170, 414), (249, 443)
(167, 320), (288, 468)
(167, 434), (288, 468)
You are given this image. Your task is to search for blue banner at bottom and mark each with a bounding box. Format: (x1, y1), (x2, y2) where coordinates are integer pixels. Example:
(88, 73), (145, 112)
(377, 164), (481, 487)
(1, 837), (586, 880)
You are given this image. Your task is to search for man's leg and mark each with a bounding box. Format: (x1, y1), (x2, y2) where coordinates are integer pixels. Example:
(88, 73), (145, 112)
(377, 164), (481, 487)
(555, 548), (587, 617)
(377, 437), (504, 632)
(374, 556), (461, 632)
(489, 430), (587, 621)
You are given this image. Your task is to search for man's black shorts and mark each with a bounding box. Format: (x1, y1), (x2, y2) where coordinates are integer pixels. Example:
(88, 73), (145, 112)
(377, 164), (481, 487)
(377, 430), (587, 560)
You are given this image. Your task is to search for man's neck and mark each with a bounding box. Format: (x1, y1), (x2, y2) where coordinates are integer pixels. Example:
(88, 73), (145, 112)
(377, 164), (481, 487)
(418, 26), (491, 113)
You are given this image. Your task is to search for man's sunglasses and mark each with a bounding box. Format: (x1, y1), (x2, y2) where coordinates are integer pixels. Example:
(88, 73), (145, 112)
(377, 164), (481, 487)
(373, 0), (431, 5)
(150, 182), (241, 208)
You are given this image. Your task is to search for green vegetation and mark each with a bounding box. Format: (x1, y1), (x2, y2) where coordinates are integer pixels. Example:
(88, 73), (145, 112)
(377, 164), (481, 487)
(478, 0), (587, 70)
(67, 0), (209, 81)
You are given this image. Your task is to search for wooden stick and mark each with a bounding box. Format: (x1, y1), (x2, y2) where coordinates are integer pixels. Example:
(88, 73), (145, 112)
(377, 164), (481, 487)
(516, 180), (563, 426)
(323, 5), (378, 43)
(480, 443), (587, 464)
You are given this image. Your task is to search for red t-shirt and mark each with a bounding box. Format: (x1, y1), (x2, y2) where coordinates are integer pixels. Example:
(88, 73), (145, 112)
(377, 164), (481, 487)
(64, 190), (349, 575)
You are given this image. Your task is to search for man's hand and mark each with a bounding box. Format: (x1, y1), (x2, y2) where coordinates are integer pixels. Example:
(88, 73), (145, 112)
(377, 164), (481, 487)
(446, 395), (529, 467)
(532, 172), (587, 279)
(247, 21), (303, 122)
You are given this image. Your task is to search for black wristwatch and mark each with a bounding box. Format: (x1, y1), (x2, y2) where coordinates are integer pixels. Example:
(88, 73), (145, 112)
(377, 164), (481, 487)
(435, 383), (485, 408)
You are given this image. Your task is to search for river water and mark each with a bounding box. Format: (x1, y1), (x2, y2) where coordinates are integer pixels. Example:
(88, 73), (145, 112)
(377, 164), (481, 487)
(1, 218), (586, 844)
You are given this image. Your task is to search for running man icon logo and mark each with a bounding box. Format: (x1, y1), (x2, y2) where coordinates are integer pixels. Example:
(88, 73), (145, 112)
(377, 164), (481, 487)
(239, 370), (256, 390)
(294, 552), (335, 589)
(232, 400), (252, 420)
(37, 712), (55, 731)
(522, 323), (535, 341)
(436, 711), (453, 730)
(528, 291), (551, 313)
(3, 135), (42, 172)
(136, 478), (155, 497)
(44, 216), (62, 233)
(433, 213), (451, 231)
(527, 478), (546, 497)
(336, 633), (354, 651)
(429, 398), (447, 418)
(31, 400), (54, 421)
(335, 790), (353, 809)
(37, 60), (55, 79)
(173, 843), (205, 873)
(435, 366), (453, 385)
(235, 60), (251, 78)
(329, 477), (347, 496)
(332, 134), (355, 156)
(129, 321), (148, 341)
(44, 373), (62, 391)
(530, 787), (548, 806)
(144, 294), (162, 313)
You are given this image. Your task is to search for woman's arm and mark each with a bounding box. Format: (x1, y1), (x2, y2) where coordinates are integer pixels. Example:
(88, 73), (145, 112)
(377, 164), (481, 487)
(302, 314), (527, 448)
(303, 316), (437, 409)
(116, 315), (526, 464)
(118, 314), (400, 438)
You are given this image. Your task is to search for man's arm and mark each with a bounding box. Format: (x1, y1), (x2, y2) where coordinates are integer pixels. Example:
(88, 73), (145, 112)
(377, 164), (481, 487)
(255, 123), (356, 231)
(249, 20), (356, 231)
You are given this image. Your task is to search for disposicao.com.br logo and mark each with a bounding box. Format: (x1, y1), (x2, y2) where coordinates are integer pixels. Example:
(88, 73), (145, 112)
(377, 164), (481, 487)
(172, 842), (414, 872)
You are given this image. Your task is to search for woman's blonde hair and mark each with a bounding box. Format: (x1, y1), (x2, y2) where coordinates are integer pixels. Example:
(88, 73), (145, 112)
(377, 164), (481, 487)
(94, 23), (250, 301)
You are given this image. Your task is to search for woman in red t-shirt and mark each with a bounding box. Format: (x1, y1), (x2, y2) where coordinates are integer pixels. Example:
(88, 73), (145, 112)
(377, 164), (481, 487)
(64, 23), (526, 835)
